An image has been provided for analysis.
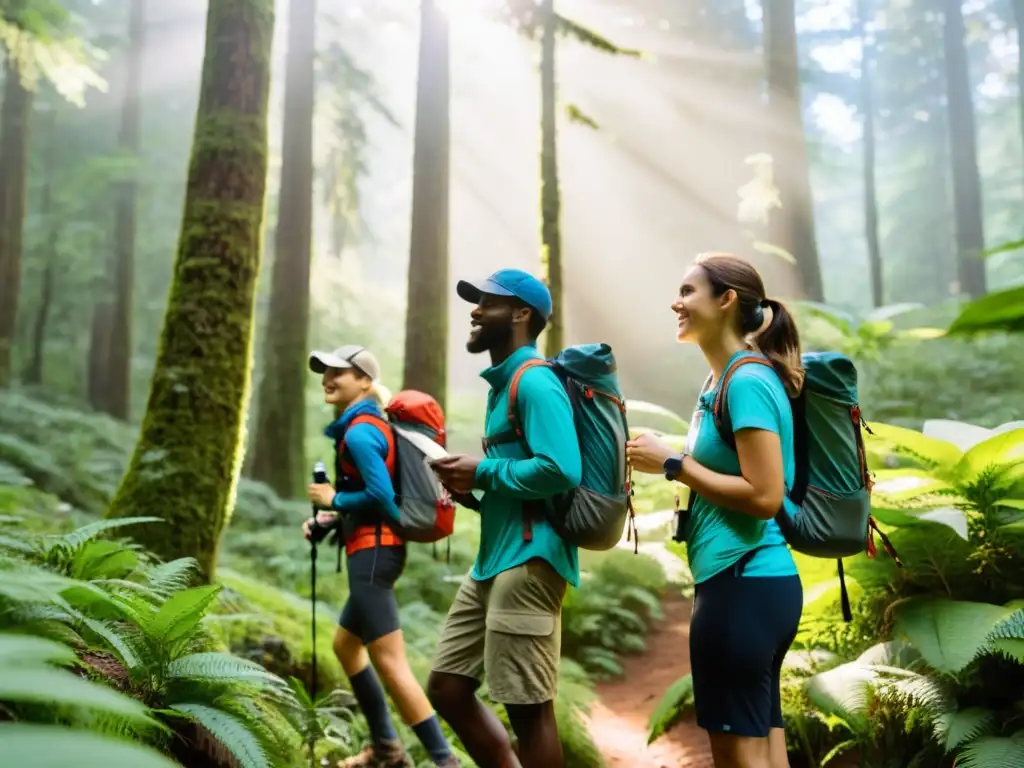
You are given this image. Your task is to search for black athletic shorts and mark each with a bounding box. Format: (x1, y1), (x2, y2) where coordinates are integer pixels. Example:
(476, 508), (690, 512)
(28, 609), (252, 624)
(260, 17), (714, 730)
(689, 552), (803, 738)
(338, 545), (406, 644)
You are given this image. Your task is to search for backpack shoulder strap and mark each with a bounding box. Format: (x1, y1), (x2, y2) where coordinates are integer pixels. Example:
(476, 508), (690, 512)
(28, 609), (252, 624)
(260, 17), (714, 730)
(712, 356), (775, 452)
(481, 359), (552, 453)
(343, 413), (396, 477)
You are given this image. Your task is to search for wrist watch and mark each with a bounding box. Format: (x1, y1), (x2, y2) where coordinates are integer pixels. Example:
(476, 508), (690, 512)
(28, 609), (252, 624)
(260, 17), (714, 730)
(663, 451), (686, 481)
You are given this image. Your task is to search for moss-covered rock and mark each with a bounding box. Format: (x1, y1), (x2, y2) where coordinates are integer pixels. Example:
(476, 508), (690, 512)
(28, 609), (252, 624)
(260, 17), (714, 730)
(104, 0), (277, 582)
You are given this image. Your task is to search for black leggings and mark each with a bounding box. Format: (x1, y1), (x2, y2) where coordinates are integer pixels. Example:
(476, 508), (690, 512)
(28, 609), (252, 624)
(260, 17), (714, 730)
(689, 557), (803, 738)
(338, 545), (406, 645)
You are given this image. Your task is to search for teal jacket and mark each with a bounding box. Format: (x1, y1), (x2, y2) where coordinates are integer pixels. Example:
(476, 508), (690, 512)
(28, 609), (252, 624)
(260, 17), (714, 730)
(472, 344), (582, 588)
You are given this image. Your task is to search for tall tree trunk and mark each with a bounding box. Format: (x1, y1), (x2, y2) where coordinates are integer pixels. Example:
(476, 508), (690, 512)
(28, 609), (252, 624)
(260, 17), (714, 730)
(539, 0), (563, 357)
(942, 0), (986, 298)
(105, 0), (147, 420)
(105, 0), (275, 583)
(856, 0), (883, 307)
(401, 0), (450, 407)
(24, 108), (59, 386)
(248, 0), (316, 497)
(762, 0), (824, 301)
(0, 53), (34, 387)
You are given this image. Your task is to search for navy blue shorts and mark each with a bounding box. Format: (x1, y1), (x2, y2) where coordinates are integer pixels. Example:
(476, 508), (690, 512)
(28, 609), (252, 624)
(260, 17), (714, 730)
(338, 545), (405, 645)
(689, 556), (803, 738)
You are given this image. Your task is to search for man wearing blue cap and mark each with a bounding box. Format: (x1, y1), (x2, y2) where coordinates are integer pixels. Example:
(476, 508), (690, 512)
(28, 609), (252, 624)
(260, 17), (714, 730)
(427, 269), (582, 768)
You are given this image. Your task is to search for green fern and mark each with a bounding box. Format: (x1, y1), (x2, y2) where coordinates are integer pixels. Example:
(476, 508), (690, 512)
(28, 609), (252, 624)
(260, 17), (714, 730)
(646, 673), (694, 745)
(0, 723), (181, 768)
(955, 731), (1024, 768)
(166, 702), (271, 768)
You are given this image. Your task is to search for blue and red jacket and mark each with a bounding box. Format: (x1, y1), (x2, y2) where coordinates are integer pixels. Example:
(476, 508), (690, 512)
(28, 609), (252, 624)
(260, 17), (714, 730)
(325, 398), (403, 554)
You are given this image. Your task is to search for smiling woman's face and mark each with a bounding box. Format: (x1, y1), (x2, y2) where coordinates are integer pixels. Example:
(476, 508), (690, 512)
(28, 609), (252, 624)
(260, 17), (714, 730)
(321, 367), (368, 408)
(671, 265), (729, 345)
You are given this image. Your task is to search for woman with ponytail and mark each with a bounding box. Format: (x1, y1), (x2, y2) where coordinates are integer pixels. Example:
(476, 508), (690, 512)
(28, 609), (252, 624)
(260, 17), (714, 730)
(626, 252), (803, 768)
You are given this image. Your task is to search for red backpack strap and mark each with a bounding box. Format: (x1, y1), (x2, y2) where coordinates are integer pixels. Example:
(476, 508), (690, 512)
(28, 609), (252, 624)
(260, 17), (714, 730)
(341, 413), (396, 479)
(480, 359), (551, 453)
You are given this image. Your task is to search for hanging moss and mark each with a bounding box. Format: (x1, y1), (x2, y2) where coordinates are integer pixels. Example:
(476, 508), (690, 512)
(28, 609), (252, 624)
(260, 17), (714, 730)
(105, 0), (276, 583)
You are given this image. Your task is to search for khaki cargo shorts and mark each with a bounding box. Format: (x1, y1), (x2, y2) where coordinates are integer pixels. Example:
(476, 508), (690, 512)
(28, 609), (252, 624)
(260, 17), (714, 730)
(430, 558), (567, 705)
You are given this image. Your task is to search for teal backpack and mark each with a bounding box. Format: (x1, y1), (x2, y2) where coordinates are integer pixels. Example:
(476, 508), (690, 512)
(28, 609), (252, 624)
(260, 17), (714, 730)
(687, 351), (901, 620)
(483, 343), (637, 551)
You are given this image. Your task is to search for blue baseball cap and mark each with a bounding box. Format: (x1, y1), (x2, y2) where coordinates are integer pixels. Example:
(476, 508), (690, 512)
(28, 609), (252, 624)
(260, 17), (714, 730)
(456, 268), (553, 321)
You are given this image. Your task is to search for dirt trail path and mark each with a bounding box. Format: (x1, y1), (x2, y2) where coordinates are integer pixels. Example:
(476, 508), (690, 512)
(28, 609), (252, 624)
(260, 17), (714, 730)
(584, 594), (714, 768)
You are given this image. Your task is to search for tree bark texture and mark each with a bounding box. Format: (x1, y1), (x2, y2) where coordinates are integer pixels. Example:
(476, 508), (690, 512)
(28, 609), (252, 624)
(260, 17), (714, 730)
(942, 0), (987, 298)
(539, 0), (563, 357)
(105, 0), (275, 583)
(0, 52), (34, 387)
(248, 0), (316, 497)
(762, 0), (824, 301)
(106, 0), (147, 420)
(401, 0), (450, 408)
(24, 107), (59, 386)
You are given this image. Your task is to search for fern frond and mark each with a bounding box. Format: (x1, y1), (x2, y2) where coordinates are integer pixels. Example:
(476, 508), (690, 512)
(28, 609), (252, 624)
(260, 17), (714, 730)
(167, 652), (289, 690)
(145, 557), (199, 597)
(955, 731), (1024, 768)
(166, 702), (271, 768)
(934, 707), (997, 753)
(61, 517), (164, 552)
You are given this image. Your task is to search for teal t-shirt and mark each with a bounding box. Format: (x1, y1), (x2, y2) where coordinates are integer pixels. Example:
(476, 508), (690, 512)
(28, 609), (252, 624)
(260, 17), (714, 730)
(471, 344), (583, 588)
(684, 350), (799, 583)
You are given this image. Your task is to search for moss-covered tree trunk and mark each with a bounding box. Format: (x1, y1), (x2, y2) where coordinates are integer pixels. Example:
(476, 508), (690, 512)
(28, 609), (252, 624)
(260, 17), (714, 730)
(856, 0), (883, 308)
(762, 0), (823, 301)
(247, 0), (316, 497)
(401, 0), (450, 409)
(105, 0), (275, 583)
(942, 0), (986, 298)
(539, 0), (562, 358)
(0, 52), (34, 388)
(105, 0), (147, 420)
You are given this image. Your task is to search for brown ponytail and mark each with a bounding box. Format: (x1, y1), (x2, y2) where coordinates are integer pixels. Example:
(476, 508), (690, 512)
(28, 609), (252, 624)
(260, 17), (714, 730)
(694, 252), (805, 397)
(757, 298), (804, 397)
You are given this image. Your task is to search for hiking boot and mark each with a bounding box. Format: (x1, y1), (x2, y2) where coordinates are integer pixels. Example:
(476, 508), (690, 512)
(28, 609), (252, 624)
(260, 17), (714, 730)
(434, 757), (462, 768)
(336, 739), (414, 768)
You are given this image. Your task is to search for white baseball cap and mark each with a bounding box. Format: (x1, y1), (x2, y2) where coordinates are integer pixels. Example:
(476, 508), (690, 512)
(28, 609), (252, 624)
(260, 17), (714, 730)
(308, 345), (381, 381)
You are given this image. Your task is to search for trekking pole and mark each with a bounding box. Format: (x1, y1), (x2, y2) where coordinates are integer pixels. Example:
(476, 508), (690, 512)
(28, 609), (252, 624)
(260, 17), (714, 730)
(309, 461), (328, 703)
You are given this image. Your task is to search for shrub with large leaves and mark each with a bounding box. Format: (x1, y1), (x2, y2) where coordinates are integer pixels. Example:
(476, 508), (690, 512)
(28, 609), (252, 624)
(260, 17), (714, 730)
(802, 598), (1024, 767)
(0, 516), (320, 767)
(847, 418), (1024, 604)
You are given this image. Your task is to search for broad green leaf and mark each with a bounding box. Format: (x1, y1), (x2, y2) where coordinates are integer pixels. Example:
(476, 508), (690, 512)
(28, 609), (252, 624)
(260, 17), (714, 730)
(71, 539), (139, 580)
(0, 724), (180, 768)
(892, 599), (1011, 674)
(149, 584), (222, 644)
(948, 285), (1024, 335)
(865, 422), (962, 473)
(0, 667), (154, 722)
(0, 633), (76, 666)
(934, 707), (996, 752)
(168, 703), (270, 768)
(995, 499), (1024, 511)
(956, 428), (1024, 482)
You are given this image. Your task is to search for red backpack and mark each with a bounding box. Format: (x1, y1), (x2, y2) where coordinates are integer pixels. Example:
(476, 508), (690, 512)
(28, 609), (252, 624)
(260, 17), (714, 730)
(339, 390), (455, 544)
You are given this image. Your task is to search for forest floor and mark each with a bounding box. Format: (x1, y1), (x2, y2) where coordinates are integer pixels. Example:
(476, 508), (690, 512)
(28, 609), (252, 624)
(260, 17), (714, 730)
(584, 593), (714, 768)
